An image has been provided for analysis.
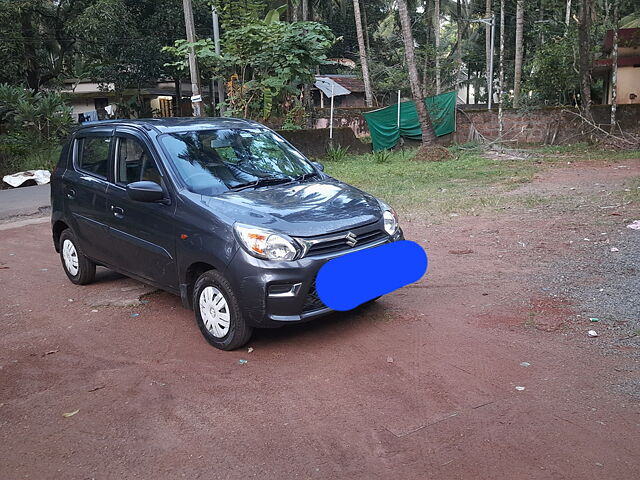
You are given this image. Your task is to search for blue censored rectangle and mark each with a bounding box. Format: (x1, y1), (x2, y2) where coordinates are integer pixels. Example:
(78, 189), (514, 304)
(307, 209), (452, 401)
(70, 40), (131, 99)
(316, 240), (428, 311)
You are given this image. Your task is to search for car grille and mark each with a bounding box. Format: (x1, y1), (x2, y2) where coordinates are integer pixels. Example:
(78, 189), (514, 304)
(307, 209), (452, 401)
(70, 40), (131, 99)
(299, 225), (387, 258)
(302, 282), (326, 313)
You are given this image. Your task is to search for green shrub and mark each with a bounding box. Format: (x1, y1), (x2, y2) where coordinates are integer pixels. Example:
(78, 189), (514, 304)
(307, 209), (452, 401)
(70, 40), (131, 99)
(0, 83), (72, 177)
(323, 145), (351, 162)
(370, 150), (392, 163)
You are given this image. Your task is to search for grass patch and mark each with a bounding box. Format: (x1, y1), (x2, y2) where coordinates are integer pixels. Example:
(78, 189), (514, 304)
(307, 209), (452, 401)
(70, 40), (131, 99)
(322, 147), (539, 214)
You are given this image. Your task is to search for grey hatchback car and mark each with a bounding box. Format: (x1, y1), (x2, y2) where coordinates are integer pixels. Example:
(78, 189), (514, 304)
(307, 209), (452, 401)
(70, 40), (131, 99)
(51, 118), (403, 350)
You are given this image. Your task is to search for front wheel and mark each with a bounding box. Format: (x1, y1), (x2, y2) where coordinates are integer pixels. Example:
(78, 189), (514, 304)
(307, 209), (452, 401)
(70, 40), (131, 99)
(193, 270), (253, 350)
(59, 229), (96, 285)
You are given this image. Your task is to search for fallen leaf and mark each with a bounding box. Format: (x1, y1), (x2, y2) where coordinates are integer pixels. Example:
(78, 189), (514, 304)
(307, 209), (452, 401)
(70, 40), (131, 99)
(62, 409), (79, 418)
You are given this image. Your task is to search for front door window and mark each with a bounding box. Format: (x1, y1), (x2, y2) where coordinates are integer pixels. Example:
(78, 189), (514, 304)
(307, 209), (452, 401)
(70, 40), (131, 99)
(115, 137), (162, 186)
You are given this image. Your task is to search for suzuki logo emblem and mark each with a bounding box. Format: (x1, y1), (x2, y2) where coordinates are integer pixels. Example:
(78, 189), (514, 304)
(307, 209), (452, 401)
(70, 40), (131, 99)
(345, 232), (357, 247)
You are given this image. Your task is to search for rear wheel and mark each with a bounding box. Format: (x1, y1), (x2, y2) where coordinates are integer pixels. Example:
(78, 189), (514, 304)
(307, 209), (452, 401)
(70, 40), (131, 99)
(193, 270), (252, 350)
(59, 229), (96, 285)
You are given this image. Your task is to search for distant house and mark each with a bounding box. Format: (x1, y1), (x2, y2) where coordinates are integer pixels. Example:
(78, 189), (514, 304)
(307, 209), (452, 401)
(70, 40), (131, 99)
(60, 79), (201, 122)
(594, 28), (640, 105)
(312, 75), (367, 108)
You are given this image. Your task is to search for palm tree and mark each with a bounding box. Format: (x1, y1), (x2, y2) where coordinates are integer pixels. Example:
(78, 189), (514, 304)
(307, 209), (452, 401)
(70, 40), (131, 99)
(512, 0), (524, 108)
(352, 0), (373, 107)
(610, 0), (619, 132)
(577, 0), (593, 119)
(434, 0), (441, 94)
(485, 0), (492, 102)
(498, 0), (505, 136)
(396, 0), (437, 147)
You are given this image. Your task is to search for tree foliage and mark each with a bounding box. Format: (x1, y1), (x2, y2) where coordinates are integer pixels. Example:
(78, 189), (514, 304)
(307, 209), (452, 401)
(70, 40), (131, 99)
(1, 0), (638, 117)
(165, 19), (334, 119)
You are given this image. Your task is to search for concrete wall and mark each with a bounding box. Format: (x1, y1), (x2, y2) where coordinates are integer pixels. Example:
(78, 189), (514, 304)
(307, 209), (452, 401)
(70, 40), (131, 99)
(277, 127), (371, 159)
(69, 98), (103, 117)
(312, 107), (376, 138)
(615, 68), (640, 104)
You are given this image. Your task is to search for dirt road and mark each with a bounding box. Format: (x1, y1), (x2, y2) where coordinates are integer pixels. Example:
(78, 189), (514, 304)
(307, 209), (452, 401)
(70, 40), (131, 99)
(1, 158), (639, 479)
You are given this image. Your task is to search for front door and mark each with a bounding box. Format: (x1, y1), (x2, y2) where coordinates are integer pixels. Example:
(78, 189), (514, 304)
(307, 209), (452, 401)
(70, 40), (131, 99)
(104, 130), (178, 289)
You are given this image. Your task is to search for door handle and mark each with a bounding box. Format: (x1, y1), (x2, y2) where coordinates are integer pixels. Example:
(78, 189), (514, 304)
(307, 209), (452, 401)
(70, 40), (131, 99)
(66, 188), (76, 200)
(110, 205), (124, 218)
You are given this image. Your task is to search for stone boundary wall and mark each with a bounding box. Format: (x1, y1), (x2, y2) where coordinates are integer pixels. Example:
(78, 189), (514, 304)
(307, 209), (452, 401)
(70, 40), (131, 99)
(455, 104), (640, 144)
(311, 104), (640, 145)
(276, 104), (640, 158)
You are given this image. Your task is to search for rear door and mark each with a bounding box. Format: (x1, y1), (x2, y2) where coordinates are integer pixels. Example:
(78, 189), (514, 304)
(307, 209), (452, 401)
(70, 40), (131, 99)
(62, 127), (114, 263)
(104, 129), (178, 289)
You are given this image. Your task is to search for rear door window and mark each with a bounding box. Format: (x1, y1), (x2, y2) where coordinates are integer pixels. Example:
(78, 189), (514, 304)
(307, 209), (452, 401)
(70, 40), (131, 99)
(76, 136), (111, 179)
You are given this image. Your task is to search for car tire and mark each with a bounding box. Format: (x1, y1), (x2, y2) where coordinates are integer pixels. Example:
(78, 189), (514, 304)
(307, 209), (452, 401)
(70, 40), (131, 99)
(193, 270), (253, 351)
(59, 229), (96, 285)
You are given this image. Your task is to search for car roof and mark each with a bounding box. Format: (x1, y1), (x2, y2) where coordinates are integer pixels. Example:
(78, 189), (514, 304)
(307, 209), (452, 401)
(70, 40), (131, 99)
(75, 117), (266, 134)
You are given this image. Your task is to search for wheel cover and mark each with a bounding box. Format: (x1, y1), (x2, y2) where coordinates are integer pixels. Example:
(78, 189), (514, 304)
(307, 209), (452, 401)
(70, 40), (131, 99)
(62, 239), (79, 276)
(199, 286), (231, 338)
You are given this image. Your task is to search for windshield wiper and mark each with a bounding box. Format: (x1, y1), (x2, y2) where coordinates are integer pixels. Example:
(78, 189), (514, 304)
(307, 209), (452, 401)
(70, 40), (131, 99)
(229, 176), (293, 191)
(295, 171), (319, 182)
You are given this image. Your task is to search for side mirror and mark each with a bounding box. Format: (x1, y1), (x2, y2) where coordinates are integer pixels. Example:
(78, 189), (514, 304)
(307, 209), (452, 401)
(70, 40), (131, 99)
(312, 161), (325, 171)
(126, 181), (165, 203)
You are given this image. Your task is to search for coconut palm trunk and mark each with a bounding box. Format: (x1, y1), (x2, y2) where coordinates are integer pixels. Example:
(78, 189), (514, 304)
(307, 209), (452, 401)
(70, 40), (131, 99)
(434, 0), (441, 94)
(396, 0), (437, 146)
(578, 0), (593, 119)
(301, 0), (313, 125)
(610, 1), (618, 132)
(498, 0), (505, 137)
(565, 0), (572, 26)
(352, 0), (373, 107)
(485, 0), (492, 102)
(512, 0), (524, 108)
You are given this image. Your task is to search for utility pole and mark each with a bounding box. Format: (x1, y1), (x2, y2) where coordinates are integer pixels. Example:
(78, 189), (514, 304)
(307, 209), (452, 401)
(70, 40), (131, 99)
(211, 5), (225, 115)
(183, 0), (204, 117)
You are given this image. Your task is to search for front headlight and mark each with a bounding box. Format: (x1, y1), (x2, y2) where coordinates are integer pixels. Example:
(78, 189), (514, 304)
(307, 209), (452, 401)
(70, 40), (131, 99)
(383, 209), (399, 235)
(234, 224), (298, 261)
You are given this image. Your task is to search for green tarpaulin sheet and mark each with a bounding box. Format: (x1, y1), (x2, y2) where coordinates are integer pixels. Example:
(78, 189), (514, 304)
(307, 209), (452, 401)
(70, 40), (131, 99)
(363, 91), (457, 152)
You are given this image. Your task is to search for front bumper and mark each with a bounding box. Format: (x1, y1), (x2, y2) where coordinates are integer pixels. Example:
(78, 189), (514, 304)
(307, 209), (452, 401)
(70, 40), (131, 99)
(226, 228), (404, 328)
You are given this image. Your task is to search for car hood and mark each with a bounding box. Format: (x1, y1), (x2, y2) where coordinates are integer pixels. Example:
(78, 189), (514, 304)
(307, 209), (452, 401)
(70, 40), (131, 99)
(199, 178), (383, 237)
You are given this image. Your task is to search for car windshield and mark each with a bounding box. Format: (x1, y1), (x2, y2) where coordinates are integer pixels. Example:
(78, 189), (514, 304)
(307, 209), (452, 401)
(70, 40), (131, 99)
(159, 128), (315, 195)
